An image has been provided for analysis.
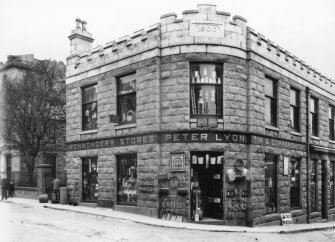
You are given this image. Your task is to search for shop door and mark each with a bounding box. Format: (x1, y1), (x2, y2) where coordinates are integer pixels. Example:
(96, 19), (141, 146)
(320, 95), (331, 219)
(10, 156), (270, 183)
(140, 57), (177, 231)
(191, 152), (224, 221)
(82, 157), (98, 202)
(321, 161), (327, 219)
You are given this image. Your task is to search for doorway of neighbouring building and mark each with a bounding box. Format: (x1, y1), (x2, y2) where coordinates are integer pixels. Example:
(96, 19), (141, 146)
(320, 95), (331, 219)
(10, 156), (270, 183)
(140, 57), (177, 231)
(191, 151), (224, 222)
(6, 155), (12, 180)
(321, 161), (327, 219)
(82, 157), (98, 202)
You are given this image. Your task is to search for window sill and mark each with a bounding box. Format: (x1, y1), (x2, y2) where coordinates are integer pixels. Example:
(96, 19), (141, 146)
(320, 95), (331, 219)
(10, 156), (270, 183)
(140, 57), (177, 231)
(265, 125), (279, 131)
(189, 118), (223, 123)
(290, 131), (302, 136)
(311, 136), (320, 140)
(329, 140), (335, 144)
(80, 129), (98, 135)
(115, 123), (137, 130)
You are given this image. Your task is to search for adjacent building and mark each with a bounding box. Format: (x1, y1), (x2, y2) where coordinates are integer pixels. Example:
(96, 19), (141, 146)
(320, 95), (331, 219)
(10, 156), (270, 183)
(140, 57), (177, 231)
(0, 54), (66, 198)
(65, 4), (335, 226)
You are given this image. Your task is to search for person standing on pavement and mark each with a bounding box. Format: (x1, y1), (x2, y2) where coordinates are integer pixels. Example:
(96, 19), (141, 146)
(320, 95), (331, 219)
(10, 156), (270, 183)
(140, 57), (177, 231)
(1, 178), (8, 200)
(8, 179), (14, 198)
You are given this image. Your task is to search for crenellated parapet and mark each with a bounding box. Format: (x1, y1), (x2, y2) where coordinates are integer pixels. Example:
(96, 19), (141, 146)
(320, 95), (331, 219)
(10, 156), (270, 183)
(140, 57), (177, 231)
(66, 3), (334, 96)
(66, 4), (249, 83)
(247, 27), (335, 96)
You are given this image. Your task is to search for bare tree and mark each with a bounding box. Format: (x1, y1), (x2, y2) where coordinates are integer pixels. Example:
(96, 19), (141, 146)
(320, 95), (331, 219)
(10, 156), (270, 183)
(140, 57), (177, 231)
(3, 59), (66, 186)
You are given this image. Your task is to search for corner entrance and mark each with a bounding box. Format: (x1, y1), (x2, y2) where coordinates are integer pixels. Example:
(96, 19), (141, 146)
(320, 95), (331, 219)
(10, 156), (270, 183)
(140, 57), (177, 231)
(190, 151), (224, 222)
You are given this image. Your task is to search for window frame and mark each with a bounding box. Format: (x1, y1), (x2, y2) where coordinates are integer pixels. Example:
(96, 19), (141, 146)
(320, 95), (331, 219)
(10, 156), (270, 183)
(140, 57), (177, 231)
(82, 84), (98, 131)
(264, 76), (277, 127)
(264, 153), (278, 214)
(189, 62), (223, 119)
(329, 105), (335, 141)
(289, 157), (301, 209)
(290, 87), (300, 132)
(310, 159), (318, 212)
(117, 73), (137, 125)
(330, 161), (335, 208)
(310, 96), (318, 137)
(116, 154), (137, 206)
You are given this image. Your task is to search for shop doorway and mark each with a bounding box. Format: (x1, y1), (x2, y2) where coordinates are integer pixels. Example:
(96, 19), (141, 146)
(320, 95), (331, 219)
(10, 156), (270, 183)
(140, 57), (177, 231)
(321, 161), (327, 219)
(191, 151), (224, 221)
(82, 157), (98, 202)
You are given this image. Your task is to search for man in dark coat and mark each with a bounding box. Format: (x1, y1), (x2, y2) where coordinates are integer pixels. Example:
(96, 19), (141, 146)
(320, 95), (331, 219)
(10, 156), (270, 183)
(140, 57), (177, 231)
(1, 178), (8, 200)
(8, 179), (14, 198)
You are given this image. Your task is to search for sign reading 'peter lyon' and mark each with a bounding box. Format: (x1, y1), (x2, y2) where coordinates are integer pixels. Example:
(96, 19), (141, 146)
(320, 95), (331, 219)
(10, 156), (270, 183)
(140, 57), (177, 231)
(190, 21), (224, 37)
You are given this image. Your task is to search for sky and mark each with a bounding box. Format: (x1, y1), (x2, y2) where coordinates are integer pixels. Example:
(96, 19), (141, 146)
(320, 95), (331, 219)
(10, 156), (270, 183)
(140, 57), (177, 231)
(1, 0), (335, 79)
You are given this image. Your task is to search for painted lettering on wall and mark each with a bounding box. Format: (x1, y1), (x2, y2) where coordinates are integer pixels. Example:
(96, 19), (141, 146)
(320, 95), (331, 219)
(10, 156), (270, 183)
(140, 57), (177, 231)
(251, 136), (306, 151)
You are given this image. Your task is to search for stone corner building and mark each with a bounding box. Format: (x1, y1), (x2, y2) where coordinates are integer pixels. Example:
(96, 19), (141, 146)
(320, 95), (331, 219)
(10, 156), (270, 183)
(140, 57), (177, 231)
(65, 4), (335, 226)
(0, 55), (66, 199)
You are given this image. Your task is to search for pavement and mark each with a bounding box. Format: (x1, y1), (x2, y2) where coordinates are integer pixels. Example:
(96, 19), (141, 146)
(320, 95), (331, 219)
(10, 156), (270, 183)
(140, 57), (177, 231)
(2, 197), (335, 234)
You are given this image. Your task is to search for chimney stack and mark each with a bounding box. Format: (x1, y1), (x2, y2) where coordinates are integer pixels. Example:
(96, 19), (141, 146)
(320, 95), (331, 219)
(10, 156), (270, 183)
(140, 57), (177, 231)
(68, 18), (94, 57)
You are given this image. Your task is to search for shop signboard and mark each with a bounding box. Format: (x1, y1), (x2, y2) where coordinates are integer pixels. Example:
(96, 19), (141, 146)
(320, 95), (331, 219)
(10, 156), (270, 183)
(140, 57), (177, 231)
(138, 178), (155, 193)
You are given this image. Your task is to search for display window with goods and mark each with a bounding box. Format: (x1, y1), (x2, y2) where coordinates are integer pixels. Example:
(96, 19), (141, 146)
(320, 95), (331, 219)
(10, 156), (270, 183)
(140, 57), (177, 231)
(82, 84), (98, 131)
(82, 157), (99, 202)
(117, 73), (136, 125)
(117, 154), (137, 205)
(190, 63), (223, 118)
(264, 154), (277, 213)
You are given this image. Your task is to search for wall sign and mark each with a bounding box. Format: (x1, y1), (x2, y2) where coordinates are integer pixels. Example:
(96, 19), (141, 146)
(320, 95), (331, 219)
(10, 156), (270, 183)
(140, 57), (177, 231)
(283, 157), (289, 175)
(170, 153), (185, 171)
(251, 136), (306, 151)
(138, 178), (155, 193)
(281, 213), (293, 225)
(190, 21), (224, 37)
(66, 131), (306, 152)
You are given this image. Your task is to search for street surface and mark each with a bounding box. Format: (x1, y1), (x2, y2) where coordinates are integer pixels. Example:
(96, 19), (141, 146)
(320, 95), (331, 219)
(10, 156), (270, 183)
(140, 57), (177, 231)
(1, 201), (335, 242)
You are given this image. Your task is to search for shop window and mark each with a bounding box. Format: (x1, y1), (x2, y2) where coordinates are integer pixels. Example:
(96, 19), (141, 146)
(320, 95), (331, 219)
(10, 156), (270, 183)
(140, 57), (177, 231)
(264, 154), (277, 213)
(117, 73), (136, 124)
(82, 157), (98, 202)
(290, 158), (300, 209)
(290, 88), (300, 132)
(190, 63), (223, 118)
(265, 77), (277, 127)
(82, 84), (97, 131)
(330, 161), (335, 208)
(117, 154), (137, 205)
(310, 160), (317, 212)
(310, 97), (318, 137)
(329, 105), (335, 140)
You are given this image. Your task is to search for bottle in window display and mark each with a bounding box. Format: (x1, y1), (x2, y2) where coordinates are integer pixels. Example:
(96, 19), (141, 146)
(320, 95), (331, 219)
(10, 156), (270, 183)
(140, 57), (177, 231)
(198, 90), (204, 115)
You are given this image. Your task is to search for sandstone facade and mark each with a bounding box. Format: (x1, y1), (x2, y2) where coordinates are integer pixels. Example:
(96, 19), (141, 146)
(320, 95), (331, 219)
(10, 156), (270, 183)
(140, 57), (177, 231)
(65, 4), (335, 226)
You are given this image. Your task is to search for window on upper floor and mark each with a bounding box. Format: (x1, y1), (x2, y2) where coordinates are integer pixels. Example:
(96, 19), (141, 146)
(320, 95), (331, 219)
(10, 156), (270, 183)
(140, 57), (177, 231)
(290, 88), (300, 132)
(310, 97), (318, 137)
(329, 105), (335, 140)
(190, 63), (223, 118)
(264, 77), (277, 127)
(82, 84), (97, 131)
(117, 73), (136, 125)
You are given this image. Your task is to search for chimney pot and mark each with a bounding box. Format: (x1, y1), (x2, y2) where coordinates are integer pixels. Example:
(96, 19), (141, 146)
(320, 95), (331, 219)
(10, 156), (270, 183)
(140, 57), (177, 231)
(82, 20), (87, 31)
(75, 18), (82, 29)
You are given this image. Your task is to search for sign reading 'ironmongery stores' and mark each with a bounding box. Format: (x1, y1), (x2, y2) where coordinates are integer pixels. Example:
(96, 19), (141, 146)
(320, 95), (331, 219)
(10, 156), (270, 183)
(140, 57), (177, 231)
(66, 131), (306, 152)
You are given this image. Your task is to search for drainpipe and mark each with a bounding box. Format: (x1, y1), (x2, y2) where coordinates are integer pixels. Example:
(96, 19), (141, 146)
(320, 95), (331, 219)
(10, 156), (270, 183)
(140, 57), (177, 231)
(306, 86), (310, 223)
(156, 23), (162, 218)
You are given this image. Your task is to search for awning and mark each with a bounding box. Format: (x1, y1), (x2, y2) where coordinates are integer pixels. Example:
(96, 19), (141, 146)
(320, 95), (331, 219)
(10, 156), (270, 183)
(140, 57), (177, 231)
(311, 145), (335, 155)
